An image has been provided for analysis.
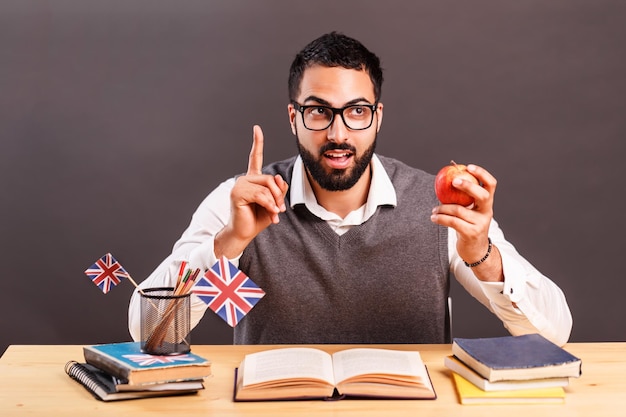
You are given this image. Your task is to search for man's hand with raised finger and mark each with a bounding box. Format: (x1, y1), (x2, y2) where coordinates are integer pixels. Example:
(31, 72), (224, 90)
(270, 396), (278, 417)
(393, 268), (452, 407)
(215, 125), (288, 258)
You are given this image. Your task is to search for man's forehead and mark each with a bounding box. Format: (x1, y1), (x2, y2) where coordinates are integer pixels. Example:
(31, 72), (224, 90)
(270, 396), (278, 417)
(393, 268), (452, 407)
(297, 65), (376, 105)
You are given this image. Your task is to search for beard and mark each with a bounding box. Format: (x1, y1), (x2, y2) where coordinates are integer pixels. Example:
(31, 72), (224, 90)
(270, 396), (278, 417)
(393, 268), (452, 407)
(297, 136), (377, 192)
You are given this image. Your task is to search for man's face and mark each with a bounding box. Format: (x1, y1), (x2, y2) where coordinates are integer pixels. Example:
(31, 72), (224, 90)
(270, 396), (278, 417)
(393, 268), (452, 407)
(288, 65), (383, 191)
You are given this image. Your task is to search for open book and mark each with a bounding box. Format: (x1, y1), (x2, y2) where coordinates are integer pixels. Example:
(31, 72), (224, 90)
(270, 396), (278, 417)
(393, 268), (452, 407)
(234, 347), (436, 401)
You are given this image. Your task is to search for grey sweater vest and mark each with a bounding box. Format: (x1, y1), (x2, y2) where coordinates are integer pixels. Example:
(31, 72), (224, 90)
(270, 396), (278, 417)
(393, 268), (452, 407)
(237, 155), (450, 344)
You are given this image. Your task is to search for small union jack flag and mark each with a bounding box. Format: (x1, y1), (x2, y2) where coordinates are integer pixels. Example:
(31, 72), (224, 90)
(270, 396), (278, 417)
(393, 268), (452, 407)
(192, 256), (265, 327)
(84, 253), (130, 294)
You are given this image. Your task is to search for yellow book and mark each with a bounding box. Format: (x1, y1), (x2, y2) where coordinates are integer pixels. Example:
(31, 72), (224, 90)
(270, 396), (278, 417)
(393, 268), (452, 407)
(451, 372), (565, 405)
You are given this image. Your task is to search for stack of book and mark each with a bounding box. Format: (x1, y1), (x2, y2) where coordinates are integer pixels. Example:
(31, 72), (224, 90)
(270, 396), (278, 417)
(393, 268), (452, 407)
(445, 333), (582, 405)
(65, 341), (212, 401)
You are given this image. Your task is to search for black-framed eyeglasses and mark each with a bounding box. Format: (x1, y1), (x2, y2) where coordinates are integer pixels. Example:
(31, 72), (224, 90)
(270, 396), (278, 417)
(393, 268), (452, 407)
(292, 102), (378, 131)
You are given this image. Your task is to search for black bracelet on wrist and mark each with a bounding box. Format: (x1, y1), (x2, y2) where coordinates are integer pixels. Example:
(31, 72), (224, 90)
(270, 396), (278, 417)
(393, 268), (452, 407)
(463, 238), (493, 268)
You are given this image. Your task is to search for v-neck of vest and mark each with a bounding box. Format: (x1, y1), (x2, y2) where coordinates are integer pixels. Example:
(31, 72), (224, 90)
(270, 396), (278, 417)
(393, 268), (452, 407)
(311, 210), (378, 247)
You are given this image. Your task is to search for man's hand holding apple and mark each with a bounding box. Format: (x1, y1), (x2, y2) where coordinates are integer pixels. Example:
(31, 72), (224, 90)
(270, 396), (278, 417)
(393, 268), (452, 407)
(431, 162), (503, 282)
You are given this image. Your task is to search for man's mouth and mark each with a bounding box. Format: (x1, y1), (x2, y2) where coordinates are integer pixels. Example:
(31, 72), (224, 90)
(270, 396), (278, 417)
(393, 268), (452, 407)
(323, 150), (354, 169)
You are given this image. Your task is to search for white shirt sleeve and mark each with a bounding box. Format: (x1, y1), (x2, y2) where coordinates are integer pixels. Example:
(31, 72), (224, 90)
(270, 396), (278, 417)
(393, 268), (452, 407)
(449, 222), (573, 346)
(128, 178), (237, 341)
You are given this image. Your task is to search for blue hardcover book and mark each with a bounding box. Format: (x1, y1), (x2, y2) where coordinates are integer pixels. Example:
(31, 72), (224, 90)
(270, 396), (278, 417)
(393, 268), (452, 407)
(451, 334), (582, 382)
(83, 342), (211, 385)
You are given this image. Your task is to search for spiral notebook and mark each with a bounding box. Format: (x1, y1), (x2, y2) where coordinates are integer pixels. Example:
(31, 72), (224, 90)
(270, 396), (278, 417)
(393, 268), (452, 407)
(65, 361), (204, 401)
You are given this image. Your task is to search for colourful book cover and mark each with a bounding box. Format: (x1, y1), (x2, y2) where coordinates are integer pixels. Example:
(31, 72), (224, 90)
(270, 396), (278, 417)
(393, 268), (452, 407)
(83, 342), (211, 385)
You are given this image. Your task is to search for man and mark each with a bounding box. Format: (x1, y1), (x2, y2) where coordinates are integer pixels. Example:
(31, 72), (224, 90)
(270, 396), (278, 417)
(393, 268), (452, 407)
(128, 32), (572, 346)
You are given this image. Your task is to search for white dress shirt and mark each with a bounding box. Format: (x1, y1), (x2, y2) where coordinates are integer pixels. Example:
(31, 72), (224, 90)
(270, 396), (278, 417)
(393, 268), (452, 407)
(128, 155), (572, 345)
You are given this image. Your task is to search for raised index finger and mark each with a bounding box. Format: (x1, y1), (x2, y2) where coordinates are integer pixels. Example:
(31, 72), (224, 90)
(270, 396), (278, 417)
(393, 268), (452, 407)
(247, 125), (264, 175)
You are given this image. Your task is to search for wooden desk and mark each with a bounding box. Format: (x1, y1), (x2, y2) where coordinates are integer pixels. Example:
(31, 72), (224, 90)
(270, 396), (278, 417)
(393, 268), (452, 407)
(1, 343), (624, 416)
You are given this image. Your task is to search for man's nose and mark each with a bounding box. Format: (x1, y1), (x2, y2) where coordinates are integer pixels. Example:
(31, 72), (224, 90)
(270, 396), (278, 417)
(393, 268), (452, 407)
(326, 114), (349, 142)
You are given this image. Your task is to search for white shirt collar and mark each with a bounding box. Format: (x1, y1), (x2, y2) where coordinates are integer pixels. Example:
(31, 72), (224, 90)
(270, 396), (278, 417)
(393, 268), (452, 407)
(290, 154), (397, 228)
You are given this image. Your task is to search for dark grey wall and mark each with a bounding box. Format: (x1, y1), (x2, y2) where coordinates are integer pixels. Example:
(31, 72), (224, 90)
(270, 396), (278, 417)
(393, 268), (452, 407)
(2, 0), (625, 354)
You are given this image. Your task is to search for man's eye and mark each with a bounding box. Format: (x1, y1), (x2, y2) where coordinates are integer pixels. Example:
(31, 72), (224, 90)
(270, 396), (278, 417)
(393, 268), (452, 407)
(307, 107), (328, 117)
(347, 106), (369, 117)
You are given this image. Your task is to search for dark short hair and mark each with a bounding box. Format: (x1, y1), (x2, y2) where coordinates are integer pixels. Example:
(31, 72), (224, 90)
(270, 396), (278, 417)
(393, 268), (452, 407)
(288, 32), (384, 102)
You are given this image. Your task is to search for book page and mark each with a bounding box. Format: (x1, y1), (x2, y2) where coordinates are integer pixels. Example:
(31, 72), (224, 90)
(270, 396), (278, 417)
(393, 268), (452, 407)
(332, 348), (427, 384)
(241, 347), (335, 387)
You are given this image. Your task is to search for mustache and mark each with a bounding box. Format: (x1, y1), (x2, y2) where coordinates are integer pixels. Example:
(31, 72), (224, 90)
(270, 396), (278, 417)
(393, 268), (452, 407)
(319, 142), (357, 155)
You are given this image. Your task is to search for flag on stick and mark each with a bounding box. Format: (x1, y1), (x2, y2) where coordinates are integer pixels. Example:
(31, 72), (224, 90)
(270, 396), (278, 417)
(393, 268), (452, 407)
(84, 253), (140, 293)
(193, 256), (265, 327)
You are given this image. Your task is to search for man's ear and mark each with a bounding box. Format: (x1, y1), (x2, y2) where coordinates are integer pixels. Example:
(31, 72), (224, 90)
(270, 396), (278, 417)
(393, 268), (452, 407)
(375, 102), (384, 133)
(287, 103), (297, 135)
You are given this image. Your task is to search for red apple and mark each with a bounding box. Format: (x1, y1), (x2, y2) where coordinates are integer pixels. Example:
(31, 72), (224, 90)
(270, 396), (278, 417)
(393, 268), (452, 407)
(434, 161), (479, 206)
